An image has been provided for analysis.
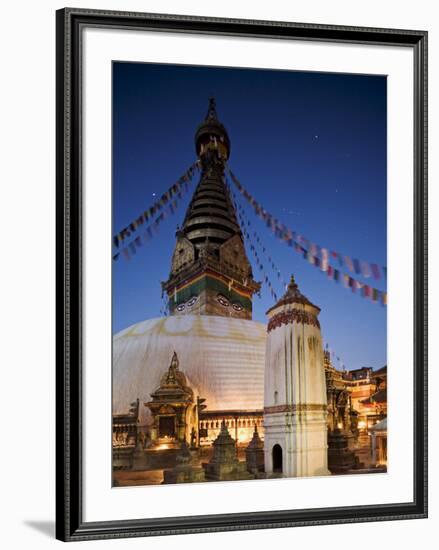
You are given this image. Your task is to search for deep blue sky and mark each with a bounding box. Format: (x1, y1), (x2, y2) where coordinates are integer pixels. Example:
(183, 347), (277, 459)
(113, 62), (387, 370)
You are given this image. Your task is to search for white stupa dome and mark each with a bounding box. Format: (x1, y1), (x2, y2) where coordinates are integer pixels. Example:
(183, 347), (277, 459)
(113, 315), (267, 425)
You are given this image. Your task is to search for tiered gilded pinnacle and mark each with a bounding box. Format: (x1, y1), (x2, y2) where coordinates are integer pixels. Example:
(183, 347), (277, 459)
(181, 162), (241, 249)
(162, 98), (260, 319)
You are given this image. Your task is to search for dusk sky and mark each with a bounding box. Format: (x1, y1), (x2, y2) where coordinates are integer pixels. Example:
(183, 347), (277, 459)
(112, 62), (387, 371)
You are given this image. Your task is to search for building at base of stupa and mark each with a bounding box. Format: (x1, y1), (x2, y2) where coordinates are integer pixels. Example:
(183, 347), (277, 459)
(144, 352), (199, 448)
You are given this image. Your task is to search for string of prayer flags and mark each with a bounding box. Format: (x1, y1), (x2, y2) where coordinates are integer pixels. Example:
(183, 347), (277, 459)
(113, 184), (188, 262)
(160, 293), (170, 317)
(236, 208), (279, 302)
(113, 161), (199, 248)
(324, 264), (387, 306)
(227, 166), (386, 281)
(234, 195), (288, 292)
(228, 169), (387, 307)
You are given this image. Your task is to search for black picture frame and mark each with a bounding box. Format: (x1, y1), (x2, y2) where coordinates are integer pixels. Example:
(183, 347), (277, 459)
(56, 7), (428, 542)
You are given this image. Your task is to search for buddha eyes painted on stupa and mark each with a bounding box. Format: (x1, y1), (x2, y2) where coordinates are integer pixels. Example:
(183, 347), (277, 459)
(186, 296), (198, 307)
(176, 295), (199, 312)
(217, 294), (230, 307)
(232, 303), (243, 312)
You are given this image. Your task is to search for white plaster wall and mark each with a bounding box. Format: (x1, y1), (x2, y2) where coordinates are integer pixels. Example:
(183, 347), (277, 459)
(264, 320), (327, 408)
(264, 412), (328, 477)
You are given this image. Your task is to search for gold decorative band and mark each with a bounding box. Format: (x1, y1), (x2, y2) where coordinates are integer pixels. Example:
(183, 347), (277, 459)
(175, 268), (252, 299)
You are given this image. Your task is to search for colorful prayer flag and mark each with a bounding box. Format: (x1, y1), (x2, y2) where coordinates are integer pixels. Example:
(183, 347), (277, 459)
(344, 256), (354, 272)
(321, 248), (329, 272)
(371, 264), (381, 280)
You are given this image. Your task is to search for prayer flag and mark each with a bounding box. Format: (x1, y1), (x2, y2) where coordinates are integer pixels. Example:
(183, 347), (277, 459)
(120, 228), (130, 241)
(344, 256), (354, 272)
(321, 248), (329, 272)
(353, 258), (361, 275)
(337, 253), (344, 267)
(360, 261), (371, 278)
(371, 264), (381, 280)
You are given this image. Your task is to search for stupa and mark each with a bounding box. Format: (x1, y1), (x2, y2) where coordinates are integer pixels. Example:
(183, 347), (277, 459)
(113, 99), (266, 444)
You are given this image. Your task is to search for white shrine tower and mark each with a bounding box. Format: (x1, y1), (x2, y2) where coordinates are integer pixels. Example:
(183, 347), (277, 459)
(263, 275), (329, 477)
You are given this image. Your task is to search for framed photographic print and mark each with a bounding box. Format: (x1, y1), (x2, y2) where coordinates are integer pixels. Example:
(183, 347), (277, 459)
(56, 8), (427, 541)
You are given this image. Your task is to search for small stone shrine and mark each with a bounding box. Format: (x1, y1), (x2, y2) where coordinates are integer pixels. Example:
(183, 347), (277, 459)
(327, 428), (358, 474)
(203, 421), (253, 481)
(163, 440), (206, 484)
(245, 425), (265, 474)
